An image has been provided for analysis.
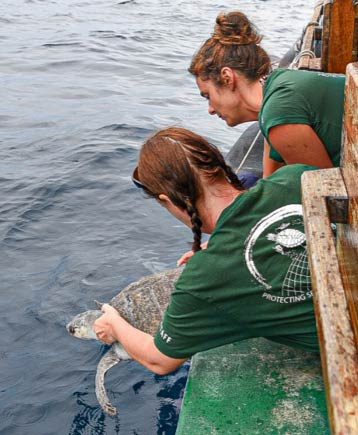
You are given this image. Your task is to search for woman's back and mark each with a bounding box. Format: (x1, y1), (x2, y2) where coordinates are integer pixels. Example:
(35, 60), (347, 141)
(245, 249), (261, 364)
(154, 164), (319, 359)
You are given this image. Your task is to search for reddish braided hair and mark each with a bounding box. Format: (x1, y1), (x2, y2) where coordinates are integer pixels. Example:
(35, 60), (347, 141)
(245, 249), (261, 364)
(137, 127), (243, 252)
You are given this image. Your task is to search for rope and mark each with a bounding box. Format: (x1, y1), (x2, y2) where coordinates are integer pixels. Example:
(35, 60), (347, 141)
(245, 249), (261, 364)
(288, 49), (316, 70)
(234, 128), (262, 174)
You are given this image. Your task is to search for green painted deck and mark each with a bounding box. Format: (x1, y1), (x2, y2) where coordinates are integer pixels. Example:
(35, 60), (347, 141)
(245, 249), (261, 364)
(176, 338), (329, 435)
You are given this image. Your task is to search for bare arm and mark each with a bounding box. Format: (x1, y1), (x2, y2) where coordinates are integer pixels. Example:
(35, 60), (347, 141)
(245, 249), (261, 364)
(268, 123), (333, 169)
(93, 304), (187, 375)
(262, 139), (285, 177)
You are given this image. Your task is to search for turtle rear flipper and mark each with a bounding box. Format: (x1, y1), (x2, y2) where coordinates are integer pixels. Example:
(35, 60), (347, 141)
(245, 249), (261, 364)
(95, 344), (131, 416)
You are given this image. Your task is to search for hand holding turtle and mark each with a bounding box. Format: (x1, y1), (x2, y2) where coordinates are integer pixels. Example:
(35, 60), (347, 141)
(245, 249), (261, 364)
(93, 304), (119, 344)
(177, 241), (209, 266)
(177, 250), (194, 266)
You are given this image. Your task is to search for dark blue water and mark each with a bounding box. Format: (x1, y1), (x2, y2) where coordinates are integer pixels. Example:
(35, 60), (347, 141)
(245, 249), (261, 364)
(0, 1), (314, 434)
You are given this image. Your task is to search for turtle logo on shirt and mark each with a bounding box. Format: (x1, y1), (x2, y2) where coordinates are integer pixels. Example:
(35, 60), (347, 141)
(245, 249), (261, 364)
(244, 205), (312, 304)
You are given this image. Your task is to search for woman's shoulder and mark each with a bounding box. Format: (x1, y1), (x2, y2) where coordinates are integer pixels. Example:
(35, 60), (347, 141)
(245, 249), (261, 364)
(245, 164), (317, 200)
(263, 164), (317, 186)
(269, 163), (317, 177)
(267, 67), (345, 89)
(218, 165), (315, 214)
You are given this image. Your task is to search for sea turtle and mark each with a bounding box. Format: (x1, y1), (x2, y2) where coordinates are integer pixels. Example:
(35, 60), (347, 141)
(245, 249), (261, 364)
(66, 267), (182, 416)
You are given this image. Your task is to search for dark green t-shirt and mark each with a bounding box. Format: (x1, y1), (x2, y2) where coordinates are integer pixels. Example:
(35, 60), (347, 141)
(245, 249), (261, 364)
(154, 164), (318, 358)
(259, 68), (345, 165)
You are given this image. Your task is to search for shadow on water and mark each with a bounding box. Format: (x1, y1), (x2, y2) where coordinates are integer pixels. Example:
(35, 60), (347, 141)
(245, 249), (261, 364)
(68, 363), (189, 435)
(69, 393), (120, 435)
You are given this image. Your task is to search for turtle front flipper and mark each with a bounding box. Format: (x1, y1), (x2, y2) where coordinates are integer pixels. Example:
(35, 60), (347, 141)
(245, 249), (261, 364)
(95, 344), (131, 416)
(94, 300), (104, 309)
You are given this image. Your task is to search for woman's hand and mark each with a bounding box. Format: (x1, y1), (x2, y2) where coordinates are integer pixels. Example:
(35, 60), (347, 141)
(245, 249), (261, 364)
(93, 304), (120, 344)
(177, 241), (208, 266)
(177, 250), (194, 266)
(94, 304), (188, 375)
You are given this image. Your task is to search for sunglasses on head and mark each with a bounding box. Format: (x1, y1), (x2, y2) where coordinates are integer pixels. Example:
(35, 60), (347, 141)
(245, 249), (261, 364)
(132, 167), (148, 190)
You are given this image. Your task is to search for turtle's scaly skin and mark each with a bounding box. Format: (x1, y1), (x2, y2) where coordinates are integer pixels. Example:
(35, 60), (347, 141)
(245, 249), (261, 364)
(66, 267), (182, 416)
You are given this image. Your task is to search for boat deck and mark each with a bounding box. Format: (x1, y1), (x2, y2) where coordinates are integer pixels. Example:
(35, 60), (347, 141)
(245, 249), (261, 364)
(176, 338), (329, 434)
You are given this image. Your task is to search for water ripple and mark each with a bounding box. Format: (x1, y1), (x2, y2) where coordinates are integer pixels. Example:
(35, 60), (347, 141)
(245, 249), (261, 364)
(3, 403), (47, 427)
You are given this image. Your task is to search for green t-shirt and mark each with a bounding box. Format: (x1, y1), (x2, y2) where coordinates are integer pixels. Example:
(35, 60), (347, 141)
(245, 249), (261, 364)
(154, 164), (318, 358)
(259, 68), (345, 165)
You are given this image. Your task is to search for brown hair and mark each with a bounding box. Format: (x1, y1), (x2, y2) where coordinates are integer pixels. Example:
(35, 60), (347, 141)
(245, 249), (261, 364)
(137, 127), (243, 252)
(188, 11), (271, 85)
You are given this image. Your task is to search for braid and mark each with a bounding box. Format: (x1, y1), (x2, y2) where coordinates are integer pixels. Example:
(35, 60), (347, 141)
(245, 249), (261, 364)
(186, 202), (203, 252)
(137, 127), (244, 254)
(223, 164), (244, 190)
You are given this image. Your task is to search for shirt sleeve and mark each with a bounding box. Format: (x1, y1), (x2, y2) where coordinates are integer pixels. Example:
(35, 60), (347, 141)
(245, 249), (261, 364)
(153, 244), (249, 358)
(154, 288), (240, 358)
(154, 219), (257, 358)
(260, 84), (313, 162)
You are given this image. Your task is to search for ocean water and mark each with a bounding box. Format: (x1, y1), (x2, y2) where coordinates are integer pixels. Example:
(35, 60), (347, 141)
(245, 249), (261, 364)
(0, 1), (315, 434)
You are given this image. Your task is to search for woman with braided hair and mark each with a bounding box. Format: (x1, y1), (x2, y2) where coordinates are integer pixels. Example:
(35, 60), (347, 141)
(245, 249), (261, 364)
(93, 127), (318, 375)
(189, 10), (345, 177)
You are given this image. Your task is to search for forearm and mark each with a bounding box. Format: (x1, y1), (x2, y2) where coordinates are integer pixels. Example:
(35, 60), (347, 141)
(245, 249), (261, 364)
(109, 315), (187, 375)
(111, 317), (158, 370)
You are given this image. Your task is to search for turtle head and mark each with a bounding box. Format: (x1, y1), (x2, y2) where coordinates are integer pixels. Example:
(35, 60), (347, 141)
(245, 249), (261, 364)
(66, 310), (102, 340)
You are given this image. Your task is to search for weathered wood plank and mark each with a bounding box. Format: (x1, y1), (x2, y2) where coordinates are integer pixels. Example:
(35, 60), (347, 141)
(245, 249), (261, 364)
(354, 7), (358, 63)
(320, 0), (331, 71)
(308, 57), (322, 71)
(301, 63), (358, 434)
(341, 63), (358, 181)
(297, 0), (323, 70)
(301, 168), (358, 435)
(321, 0), (356, 73)
(338, 63), (358, 348)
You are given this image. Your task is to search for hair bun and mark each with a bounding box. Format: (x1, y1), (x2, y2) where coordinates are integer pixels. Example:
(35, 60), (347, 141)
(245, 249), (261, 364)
(212, 11), (262, 45)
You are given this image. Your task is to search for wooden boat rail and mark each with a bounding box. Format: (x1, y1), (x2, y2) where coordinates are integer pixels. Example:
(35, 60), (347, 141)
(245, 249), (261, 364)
(301, 62), (358, 434)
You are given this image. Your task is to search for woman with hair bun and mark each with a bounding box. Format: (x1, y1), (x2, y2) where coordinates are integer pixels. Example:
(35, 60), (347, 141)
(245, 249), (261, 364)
(94, 127), (318, 375)
(189, 10), (345, 177)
